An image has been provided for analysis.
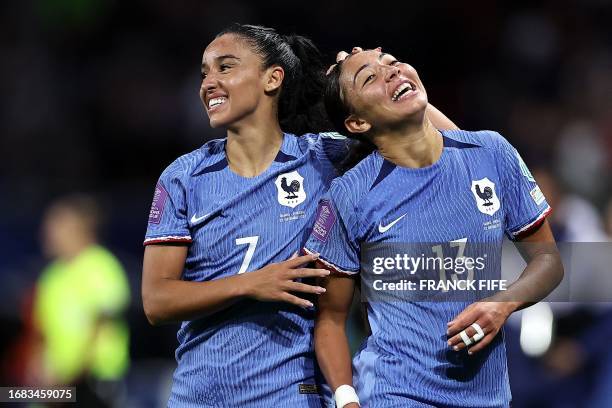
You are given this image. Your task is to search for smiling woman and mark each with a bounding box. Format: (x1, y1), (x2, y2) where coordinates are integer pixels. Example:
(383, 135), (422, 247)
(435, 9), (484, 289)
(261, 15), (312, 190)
(325, 51), (433, 150)
(202, 24), (329, 138)
(306, 49), (564, 408)
(142, 24), (344, 407)
(200, 35), (273, 130)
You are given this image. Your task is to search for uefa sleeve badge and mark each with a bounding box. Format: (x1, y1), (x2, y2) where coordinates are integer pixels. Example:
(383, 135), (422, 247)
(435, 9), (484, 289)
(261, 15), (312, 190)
(149, 183), (168, 224)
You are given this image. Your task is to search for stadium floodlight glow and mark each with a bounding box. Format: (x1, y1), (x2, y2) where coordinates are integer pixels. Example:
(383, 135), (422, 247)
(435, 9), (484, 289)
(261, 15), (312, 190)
(519, 302), (553, 357)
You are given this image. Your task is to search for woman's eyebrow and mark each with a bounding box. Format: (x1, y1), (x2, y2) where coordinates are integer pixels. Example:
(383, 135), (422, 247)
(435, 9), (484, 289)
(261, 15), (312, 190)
(216, 54), (240, 61)
(201, 55), (240, 70)
(352, 53), (390, 85)
(353, 64), (370, 86)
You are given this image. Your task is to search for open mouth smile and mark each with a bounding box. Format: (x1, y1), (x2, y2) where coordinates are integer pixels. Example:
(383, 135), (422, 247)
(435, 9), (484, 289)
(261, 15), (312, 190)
(391, 80), (417, 102)
(206, 95), (228, 112)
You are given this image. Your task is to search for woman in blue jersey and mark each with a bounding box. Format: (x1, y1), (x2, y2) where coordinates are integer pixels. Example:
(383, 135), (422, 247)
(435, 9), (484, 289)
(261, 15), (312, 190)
(141, 26), (456, 407)
(305, 49), (564, 408)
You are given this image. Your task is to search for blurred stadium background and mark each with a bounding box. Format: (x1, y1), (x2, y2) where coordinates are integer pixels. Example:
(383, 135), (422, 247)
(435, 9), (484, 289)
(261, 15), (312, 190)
(1, 0), (611, 406)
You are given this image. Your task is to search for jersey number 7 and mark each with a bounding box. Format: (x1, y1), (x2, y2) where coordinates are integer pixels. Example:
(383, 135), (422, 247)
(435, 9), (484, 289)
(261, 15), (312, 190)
(235, 236), (259, 274)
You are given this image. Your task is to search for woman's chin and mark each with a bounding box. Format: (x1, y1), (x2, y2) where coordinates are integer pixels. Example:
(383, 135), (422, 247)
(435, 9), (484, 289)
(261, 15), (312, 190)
(208, 117), (227, 129)
(400, 100), (428, 122)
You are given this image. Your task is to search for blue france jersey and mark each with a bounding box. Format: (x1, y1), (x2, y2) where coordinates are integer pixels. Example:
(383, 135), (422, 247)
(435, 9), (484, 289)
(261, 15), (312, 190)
(145, 132), (349, 407)
(305, 130), (551, 408)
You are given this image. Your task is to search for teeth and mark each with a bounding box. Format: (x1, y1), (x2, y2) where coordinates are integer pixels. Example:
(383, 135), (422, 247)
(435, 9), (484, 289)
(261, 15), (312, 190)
(392, 83), (414, 101)
(208, 97), (227, 108)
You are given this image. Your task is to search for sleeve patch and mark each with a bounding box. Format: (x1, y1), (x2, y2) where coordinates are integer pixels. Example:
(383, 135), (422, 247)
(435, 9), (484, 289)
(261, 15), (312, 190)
(148, 183), (168, 224)
(312, 199), (337, 242)
(530, 186), (545, 205)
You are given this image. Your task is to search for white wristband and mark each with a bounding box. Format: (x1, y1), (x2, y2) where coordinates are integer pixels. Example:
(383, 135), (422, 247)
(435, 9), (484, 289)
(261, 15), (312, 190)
(334, 384), (360, 407)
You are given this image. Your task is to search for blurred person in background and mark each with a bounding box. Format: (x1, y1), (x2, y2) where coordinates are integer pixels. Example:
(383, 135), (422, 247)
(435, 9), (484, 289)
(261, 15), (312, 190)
(503, 167), (612, 408)
(30, 194), (130, 406)
(532, 167), (608, 242)
(535, 167), (612, 408)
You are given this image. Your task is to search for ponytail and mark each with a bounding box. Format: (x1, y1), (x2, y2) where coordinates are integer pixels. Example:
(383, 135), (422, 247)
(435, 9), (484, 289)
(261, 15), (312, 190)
(280, 34), (330, 135)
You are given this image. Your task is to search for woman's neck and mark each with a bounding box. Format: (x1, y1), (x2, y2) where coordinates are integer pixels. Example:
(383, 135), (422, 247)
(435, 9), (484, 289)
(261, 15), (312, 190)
(225, 115), (284, 178)
(374, 118), (443, 169)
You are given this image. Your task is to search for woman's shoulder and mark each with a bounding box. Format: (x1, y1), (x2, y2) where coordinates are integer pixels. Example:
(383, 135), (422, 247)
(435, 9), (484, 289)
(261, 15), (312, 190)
(441, 129), (510, 151)
(159, 138), (226, 179)
(295, 132), (353, 160)
(328, 151), (382, 204)
(292, 131), (345, 148)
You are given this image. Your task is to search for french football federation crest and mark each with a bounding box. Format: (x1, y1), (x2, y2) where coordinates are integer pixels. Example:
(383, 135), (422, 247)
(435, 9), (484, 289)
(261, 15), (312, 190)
(471, 177), (500, 216)
(275, 171), (306, 208)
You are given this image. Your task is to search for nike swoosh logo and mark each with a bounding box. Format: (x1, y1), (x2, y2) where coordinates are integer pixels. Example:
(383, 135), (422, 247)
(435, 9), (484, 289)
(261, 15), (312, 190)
(378, 213), (407, 233)
(190, 213), (210, 225)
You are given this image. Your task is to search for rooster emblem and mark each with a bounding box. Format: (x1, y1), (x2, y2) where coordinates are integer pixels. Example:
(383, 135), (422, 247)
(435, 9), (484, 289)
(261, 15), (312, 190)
(275, 171), (306, 208)
(475, 184), (494, 206)
(281, 177), (301, 199)
(470, 177), (500, 215)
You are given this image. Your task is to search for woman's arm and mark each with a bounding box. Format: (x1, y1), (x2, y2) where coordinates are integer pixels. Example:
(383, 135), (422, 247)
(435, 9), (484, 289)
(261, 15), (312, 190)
(314, 266), (360, 407)
(495, 219), (563, 309)
(142, 245), (329, 325)
(426, 103), (458, 130)
(447, 220), (563, 354)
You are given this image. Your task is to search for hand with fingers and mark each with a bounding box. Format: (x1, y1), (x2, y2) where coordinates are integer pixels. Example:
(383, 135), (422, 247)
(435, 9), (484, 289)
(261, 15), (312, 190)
(241, 253), (330, 309)
(326, 46), (382, 75)
(446, 301), (517, 355)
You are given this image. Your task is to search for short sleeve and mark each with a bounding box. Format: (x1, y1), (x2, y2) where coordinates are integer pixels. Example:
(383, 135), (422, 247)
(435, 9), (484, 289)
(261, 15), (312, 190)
(303, 181), (360, 274)
(318, 132), (353, 165)
(302, 132), (354, 185)
(496, 134), (551, 239)
(144, 161), (192, 245)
